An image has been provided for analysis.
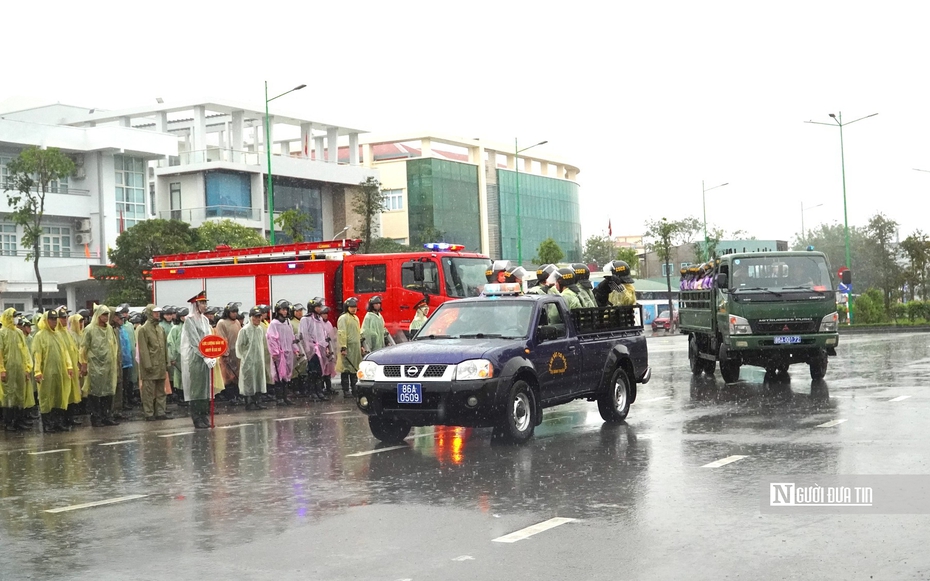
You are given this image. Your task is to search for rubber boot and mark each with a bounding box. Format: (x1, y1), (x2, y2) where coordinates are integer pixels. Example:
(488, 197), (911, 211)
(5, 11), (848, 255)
(341, 373), (351, 398)
(280, 382), (294, 406)
(65, 405), (82, 427)
(244, 396), (254, 411)
(312, 376), (329, 402)
(3, 408), (17, 432)
(254, 392), (268, 410)
(89, 397), (102, 427)
(102, 396), (119, 426)
(42, 413), (60, 433)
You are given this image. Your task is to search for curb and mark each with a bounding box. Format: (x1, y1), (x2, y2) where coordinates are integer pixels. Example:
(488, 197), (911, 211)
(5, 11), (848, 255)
(839, 326), (930, 335)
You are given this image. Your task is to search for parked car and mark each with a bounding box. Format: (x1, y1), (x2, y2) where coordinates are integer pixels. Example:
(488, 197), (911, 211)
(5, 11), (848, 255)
(652, 309), (679, 332)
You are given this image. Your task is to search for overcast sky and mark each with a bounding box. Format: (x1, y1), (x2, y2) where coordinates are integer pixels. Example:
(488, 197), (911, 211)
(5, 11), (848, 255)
(3, 1), (927, 245)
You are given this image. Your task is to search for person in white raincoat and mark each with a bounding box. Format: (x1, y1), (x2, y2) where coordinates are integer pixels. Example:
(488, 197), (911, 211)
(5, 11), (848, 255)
(180, 291), (216, 429)
(360, 295), (394, 353)
(236, 306), (272, 411)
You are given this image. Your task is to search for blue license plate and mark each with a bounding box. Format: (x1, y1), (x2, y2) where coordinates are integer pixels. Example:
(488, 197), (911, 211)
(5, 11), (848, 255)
(774, 335), (802, 344)
(397, 383), (422, 404)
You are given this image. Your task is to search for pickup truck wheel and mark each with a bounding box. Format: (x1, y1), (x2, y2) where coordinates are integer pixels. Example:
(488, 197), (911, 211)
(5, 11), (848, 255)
(598, 368), (631, 422)
(809, 350), (828, 380)
(368, 416), (412, 443)
(493, 380), (536, 444)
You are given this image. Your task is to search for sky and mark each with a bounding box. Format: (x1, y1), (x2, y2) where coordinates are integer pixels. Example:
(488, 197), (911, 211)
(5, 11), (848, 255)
(2, 1), (928, 245)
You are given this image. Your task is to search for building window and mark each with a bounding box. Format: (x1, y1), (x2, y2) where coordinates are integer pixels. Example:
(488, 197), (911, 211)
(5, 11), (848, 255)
(3, 302), (25, 312)
(0, 157), (12, 189)
(149, 182), (156, 216)
(205, 171), (252, 219)
(115, 154), (146, 230)
(383, 189), (404, 211)
(354, 264), (387, 293)
(1, 224), (17, 256)
(170, 182), (182, 220)
(681, 262), (691, 269)
(661, 262), (674, 277)
(0, 156), (67, 193)
(42, 226), (71, 258)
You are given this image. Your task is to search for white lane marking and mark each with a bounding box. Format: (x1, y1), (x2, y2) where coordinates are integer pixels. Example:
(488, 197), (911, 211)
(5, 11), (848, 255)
(45, 494), (149, 514)
(405, 431), (437, 440)
(702, 455), (748, 468)
(28, 449), (70, 456)
(345, 445), (407, 457)
(322, 410), (352, 415)
(889, 395), (912, 402)
(816, 419), (848, 428)
(98, 440), (138, 447)
(215, 423), (254, 430)
(452, 555), (475, 561)
(158, 431), (195, 438)
(492, 517), (578, 543)
(640, 396), (671, 402)
(275, 416), (306, 422)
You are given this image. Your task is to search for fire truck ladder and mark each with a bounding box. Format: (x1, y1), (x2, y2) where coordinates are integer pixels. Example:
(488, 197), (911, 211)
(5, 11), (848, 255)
(152, 239), (361, 268)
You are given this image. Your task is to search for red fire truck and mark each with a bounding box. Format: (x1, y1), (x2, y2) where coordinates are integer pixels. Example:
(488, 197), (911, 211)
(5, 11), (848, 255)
(150, 240), (492, 335)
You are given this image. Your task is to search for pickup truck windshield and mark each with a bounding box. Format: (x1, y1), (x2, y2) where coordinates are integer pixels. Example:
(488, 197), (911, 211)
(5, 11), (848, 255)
(415, 301), (534, 339)
(442, 257), (493, 298)
(730, 255), (833, 292)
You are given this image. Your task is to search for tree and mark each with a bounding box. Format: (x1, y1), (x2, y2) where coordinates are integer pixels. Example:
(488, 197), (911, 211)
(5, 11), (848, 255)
(864, 213), (902, 315)
(408, 227), (445, 250)
(3, 147), (75, 307)
(645, 218), (693, 321)
(900, 230), (929, 301)
(792, 222), (870, 288)
(273, 209), (314, 243)
(102, 219), (199, 304)
(352, 177), (386, 253)
(366, 237), (415, 254)
(582, 234), (615, 267)
(533, 238), (564, 264)
(196, 219), (268, 250)
(615, 247), (640, 277)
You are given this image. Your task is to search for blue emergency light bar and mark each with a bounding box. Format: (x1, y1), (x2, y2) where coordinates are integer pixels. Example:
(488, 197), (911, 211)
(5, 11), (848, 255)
(423, 242), (465, 252)
(482, 283), (523, 296)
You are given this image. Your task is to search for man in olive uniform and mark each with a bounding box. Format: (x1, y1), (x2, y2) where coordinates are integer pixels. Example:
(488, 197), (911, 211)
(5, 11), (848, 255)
(81, 304), (119, 427)
(594, 260), (637, 307)
(167, 307), (188, 406)
(1, 308), (34, 431)
(137, 305), (170, 421)
(555, 268), (582, 310)
(360, 296), (395, 354)
(181, 291), (216, 429)
(527, 264), (558, 295)
(336, 297), (363, 398)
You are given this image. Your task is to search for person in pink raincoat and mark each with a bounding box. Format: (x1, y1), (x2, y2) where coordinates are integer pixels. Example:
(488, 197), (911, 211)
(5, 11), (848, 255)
(266, 299), (299, 406)
(297, 297), (330, 402)
(320, 306), (339, 394)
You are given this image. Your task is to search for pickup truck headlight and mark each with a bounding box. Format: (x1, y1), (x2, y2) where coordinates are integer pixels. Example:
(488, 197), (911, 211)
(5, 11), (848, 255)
(729, 315), (752, 335)
(455, 359), (493, 380)
(819, 312), (839, 332)
(357, 361), (378, 381)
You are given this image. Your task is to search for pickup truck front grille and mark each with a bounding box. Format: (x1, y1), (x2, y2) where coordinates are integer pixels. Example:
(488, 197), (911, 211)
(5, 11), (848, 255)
(383, 365), (401, 377)
(751, 320), (818, 334)
(423, 365), (447, 377)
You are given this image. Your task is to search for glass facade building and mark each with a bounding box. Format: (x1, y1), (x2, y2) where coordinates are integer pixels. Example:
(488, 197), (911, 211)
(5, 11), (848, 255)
(269, 176), (323, 242)
(406, 158), (481, 251)
(497, 169), (582, 264)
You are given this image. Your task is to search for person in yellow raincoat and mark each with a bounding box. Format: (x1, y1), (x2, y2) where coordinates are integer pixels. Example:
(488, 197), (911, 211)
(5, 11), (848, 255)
(336, 297), (363, 399)
(60, 310), (84, 427)
(32, 311), (74, 433)
(1, 308), (34, 431)
(81, 304), (119, 427)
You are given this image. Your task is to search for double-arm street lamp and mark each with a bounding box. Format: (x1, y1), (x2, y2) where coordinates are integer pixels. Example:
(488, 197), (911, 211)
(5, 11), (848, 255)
(515, 138), (548, 265)
(265, 81), (306, 245)
(805, 111), (878, 323)
(801, 202), (823, 244)
(701, 180), (728, 261)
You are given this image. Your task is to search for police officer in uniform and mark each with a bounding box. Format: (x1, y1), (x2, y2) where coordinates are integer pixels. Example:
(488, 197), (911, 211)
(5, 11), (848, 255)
(527, 264), (558, 295)
(571, 263), (597, 307)
(554, 268), (582, 310)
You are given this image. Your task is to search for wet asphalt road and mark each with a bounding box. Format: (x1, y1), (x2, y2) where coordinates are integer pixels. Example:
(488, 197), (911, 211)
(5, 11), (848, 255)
(2, 332), (930, 580)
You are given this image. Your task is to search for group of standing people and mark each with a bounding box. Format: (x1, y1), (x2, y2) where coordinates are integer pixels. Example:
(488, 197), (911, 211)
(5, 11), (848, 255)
(487, 259), (637, 310)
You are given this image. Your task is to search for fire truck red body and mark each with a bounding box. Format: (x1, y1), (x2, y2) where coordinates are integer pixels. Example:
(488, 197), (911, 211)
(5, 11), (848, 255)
(150, 240), (492, 335)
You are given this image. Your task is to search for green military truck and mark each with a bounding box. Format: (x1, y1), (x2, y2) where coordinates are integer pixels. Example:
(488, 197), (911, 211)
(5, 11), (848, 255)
(680, 251), (840, 383)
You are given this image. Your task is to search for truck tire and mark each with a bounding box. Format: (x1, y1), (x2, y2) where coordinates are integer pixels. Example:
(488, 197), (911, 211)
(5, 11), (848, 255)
(368, 416), (412, 443)
(720, 359), (741, 383)
(809, 350), (828, 380)
(688, 336), (703, 376)
(493, 380), (537, 444)
(597, 367), (632, 423)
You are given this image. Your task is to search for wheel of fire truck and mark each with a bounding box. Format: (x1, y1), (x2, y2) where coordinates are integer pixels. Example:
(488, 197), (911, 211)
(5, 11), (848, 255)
(492, 380), (537, 444)
(809, 349), (829, 381)
(368, 416), (412, 443)
(597, 367), (631, 423)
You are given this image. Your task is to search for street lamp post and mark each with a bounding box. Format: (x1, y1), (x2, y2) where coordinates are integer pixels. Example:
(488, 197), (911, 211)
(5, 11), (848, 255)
(805, 111), (878, 324)
(701, 181), (728, 261)
(265, 81), (306, 245)
(801, 202), (823, 244)
(514, 138), (548, 265)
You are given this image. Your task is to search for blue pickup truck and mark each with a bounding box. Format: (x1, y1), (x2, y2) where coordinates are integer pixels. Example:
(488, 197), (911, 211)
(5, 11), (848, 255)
(355, 286), (651, 444)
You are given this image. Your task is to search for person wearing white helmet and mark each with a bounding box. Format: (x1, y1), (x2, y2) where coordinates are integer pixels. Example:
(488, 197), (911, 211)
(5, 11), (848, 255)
(594, 260), (637, 307)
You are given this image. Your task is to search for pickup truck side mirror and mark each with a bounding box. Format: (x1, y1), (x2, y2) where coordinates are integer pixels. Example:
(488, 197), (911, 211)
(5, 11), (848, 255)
(537, 325), (560, 343)
(715, 273), (728, 289)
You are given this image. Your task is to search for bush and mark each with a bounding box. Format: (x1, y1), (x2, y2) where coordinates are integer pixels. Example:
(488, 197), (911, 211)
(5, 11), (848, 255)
(893, 302), (907, 321)
(852, 289), (886, 324)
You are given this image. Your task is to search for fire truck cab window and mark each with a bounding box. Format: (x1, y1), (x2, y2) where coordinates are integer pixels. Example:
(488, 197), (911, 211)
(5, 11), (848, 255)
(354, 264), (387, 294)
(401, 260), (439, 295)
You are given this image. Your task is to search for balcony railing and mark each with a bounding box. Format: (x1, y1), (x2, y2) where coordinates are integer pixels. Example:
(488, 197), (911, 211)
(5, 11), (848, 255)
(0, 249), (102, 259)
(0, 181), (90, 196)
(156, 149), (262, 168)
(159, 206), (263, 223)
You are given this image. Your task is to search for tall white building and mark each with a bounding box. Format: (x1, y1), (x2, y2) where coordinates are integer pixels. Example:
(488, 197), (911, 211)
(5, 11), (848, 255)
(0, 100), (378, 312)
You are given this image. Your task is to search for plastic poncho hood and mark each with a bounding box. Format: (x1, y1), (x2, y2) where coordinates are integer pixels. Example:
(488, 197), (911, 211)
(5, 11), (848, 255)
(80, 304), (119, 397)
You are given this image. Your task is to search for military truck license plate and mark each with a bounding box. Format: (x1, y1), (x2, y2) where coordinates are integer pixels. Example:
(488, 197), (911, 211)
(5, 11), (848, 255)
(397, 383), (422, 404)
(774, 335), (802, 344)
